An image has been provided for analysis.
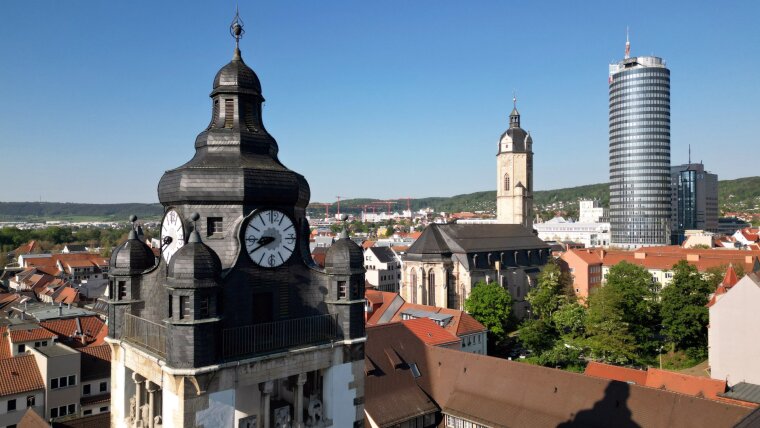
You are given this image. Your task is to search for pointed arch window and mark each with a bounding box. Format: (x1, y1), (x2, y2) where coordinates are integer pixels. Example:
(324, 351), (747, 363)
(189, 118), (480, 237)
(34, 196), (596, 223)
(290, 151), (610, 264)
(428, 270), (436, 306)
(504, 173), (511, 191)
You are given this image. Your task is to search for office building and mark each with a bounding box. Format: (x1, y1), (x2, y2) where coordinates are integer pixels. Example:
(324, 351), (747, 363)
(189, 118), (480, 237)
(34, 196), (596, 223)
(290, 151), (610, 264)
(609, 37), (671, 248)
(670, 163), (719, 244)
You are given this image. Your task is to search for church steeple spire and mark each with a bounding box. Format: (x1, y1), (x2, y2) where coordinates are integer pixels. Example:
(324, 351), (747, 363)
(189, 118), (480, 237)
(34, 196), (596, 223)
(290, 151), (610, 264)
(509, 92), (520, 128)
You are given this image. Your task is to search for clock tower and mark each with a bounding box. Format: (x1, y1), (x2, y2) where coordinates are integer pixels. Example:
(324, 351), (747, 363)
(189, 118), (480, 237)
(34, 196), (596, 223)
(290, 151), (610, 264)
(107, 12), (365, 428)
(496, 97), (533, 228)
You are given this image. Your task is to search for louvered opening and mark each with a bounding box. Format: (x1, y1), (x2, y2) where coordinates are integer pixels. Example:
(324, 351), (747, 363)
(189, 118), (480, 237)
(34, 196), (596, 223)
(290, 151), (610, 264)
(224, 99), (234, 128)
(244, 102), (258, 132)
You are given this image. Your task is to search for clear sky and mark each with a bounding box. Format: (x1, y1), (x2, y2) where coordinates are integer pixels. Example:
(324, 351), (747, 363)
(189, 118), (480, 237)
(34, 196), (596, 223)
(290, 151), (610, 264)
(1, 1), (758, 204)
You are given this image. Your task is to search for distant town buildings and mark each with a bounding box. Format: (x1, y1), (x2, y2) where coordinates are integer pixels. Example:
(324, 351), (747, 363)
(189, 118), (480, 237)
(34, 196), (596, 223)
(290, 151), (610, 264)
(534, 200), (611, 248)
(671, 163), (719, 244)
(609, 43), (672, 248)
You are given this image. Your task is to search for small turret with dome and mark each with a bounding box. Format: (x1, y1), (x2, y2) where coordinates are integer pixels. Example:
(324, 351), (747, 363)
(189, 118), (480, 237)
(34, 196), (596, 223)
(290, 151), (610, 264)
(498, 95), (530, 153)
(110, 215), (156, 275)
(165, 213), (223, 368)
(324, 215), (365, 340)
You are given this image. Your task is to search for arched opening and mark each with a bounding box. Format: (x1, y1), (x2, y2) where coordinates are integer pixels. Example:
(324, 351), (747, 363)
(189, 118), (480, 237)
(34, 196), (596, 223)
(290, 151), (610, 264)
(504, 173), (511, 191)
(428, 270), (436, 307)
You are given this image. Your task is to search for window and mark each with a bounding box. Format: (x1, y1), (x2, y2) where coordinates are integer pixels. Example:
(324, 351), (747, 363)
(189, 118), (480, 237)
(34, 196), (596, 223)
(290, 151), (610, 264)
(199, 297), (209, 318)
(51, 378), (59, 389)
(504, 173), (510, 190)
(99, 406), (109, 412)
(224, 99), (234, 128)
(83, 409), (92, 416)
(118, 281), (127, 300)
(34, 341), (40, 348)
(83, 384), (91, 396)
(338, 281), (347, 300)
(68, 404), (76, 414)
(180, 296), (190, 320)
(27, 395), (35, 408)
(17, 344), (25, 353)
(207, 217), (223, 236)
(51, 408), (58, 418)
(168, 295), (173, 318)
(68, 375), (76, 386)
(8, 398), (17, 411)
(60, 377), (68, 388)
(99, 381), (108, 392)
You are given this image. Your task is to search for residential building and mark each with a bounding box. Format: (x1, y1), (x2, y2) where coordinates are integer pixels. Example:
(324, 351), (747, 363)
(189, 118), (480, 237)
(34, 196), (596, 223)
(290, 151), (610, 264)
(496, 97), (533, 228)
(709, 271), (760, 386)
(733, 227), (760, 248)
(365, 289), (487, 355)
(609, 40), (671, 248)
(671, 163), (719, 244)
(401, 223), (549, 318)
(0, 355), (46, 428)
(107, 18), (364, 428)
(364, 246), (401, 292)
(16, 253), (110, 299)
(364, 321), (753, 428)
(560, 246), (760, 300)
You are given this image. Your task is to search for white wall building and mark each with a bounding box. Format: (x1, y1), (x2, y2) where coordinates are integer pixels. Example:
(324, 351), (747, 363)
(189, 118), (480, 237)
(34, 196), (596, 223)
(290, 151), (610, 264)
(364, 247), (401, 292)
(534, 217), (611, 248)
(578, 200), (608, 223)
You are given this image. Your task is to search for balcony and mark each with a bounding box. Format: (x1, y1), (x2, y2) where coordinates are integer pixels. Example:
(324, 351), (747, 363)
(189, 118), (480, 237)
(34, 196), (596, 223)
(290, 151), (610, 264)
(222, 313), (340, 360)
(123, 313), (167, 358)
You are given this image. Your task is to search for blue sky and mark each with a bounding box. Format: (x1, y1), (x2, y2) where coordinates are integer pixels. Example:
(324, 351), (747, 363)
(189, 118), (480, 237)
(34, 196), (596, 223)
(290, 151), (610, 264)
(1, 1), (758, 204)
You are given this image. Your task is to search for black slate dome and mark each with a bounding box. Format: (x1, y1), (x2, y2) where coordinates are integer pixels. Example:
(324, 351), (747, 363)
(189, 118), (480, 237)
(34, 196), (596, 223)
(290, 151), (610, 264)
(167, 230), (222, 286)
(110, 229), (156, 275)
(212, 49), (262, 94)
(325, 232), (364, 275)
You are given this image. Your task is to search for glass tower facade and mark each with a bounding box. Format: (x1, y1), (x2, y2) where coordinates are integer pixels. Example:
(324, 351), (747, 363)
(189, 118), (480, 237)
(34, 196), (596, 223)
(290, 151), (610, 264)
(609, 56), (671, 247)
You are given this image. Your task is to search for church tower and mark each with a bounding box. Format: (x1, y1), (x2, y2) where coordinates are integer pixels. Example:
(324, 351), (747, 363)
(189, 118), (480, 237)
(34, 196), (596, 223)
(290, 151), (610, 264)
(106, 12), (365, 428)
(496, 97), (533, 229)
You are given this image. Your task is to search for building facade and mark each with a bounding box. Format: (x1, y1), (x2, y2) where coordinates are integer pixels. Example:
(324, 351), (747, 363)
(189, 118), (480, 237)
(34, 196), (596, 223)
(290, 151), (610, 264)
(363, 247), (401, 292)
(106, 17), (364, 428)
(609, 49), (671, 248)
(670, 163), (719, 244)
(496, 99), (533, 228)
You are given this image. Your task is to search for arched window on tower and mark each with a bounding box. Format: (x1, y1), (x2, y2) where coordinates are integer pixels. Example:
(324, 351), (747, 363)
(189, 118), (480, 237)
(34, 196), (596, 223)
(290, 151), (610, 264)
(410, 269), (417, 304)
(428, 270), (436, 307)
(504, 173), (511, 191)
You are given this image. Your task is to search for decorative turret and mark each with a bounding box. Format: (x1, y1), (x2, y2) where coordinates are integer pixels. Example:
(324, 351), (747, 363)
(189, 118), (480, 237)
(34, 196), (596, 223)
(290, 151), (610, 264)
(107, 216), (156, 337)
(324, 215), (365, 340)
(165, 213), (223, 368)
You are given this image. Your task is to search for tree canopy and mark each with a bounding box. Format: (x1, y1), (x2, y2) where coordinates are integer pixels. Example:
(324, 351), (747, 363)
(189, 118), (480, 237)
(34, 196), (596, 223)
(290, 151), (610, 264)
(464, 281), (513, 344)
(660, 261), (712, 357)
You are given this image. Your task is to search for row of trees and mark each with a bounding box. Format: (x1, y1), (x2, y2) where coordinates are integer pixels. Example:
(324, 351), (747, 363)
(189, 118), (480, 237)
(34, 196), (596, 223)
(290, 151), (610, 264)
(466, 259), (721, 371)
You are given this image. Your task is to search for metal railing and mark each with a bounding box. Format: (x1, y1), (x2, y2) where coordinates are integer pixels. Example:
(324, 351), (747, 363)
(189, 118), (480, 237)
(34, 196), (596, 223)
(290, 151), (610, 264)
(123, 313), (167, 358)
(222, 313), (339, 359)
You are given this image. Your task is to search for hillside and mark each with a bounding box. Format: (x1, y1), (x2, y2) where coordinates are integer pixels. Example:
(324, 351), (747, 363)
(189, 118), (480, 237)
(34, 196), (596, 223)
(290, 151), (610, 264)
(1, 176), (757, 222)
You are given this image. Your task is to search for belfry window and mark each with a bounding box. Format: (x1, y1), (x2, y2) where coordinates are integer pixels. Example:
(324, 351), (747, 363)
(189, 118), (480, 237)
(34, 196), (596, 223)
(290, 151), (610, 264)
(207, 217), (223, 237)
(224, 99), (234, 128)
(504, 173), (510, 190)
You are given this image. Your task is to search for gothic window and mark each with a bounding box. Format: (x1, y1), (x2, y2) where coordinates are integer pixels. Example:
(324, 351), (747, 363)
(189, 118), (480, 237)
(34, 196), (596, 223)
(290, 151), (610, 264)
(410, 269), (417, 303)
(504, 173), (511, 191)
(428, 270), (436, 306)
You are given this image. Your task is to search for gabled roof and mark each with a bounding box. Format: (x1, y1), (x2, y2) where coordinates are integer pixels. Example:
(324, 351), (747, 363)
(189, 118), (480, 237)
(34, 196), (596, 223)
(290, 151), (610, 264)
(17, 407), (50, 428)
(8, 325), (57, 343)
(0, 355), (44, 396)
(368, 246), (398, 263)
(408, 223), (548, 256)
(401, 318), (460, 347)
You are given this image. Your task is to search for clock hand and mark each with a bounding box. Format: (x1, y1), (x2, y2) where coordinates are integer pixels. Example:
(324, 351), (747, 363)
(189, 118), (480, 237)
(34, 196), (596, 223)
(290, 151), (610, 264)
(248, 236), (275, 254)
(161, 236), (173, 249)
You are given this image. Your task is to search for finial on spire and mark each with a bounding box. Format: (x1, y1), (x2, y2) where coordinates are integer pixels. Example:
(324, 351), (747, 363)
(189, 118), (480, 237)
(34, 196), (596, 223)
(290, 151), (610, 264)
(128, 215), (138, 240)
(189, 212), (202, 243)
(230, 6), (245, 59)
(513, 91), (517, 108)
(625, 26), (631, 59)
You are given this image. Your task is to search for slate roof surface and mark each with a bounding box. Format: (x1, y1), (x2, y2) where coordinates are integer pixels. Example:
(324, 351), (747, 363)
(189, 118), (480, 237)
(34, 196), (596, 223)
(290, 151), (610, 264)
(722, 383), (760, 405)
(369, 246), (398, 263)
(407, 223), (548, 256)
(0, 355), (44, 396)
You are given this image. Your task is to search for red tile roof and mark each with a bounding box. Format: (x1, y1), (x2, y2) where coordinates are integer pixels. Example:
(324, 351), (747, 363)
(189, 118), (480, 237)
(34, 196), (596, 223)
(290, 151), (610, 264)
(8, 327), (57, 343)
(53, 287), (79, 304)
(362, 240), (376, 249)
(39, 316), (105, 347)
(645, 368), (727, 400)
(707, 264), (741, 308)
(0, 355), (44, 396)
(585, 361), (648, 385)
(401, 318), (460, 347)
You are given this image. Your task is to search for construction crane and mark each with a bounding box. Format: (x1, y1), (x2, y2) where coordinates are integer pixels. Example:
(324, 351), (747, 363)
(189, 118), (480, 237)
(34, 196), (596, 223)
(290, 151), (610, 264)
(312, 203), (330, 219)
(400, 197), (412, 213)
(335, 196), (345, 216)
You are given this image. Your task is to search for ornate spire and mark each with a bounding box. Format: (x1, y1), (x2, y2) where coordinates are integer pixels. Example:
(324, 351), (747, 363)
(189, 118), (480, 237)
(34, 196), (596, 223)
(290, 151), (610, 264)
(230, 7), (245, 60)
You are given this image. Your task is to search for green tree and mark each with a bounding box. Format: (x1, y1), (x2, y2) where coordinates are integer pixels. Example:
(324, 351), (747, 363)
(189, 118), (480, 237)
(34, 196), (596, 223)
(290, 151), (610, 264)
(464, 281), (513, 344)
(660, 261), (712, 356)
(704, 264), (745, 288)
(584, 284), (638, 364)
(518, 319), (555, 353)
(525, 260), (574, 321)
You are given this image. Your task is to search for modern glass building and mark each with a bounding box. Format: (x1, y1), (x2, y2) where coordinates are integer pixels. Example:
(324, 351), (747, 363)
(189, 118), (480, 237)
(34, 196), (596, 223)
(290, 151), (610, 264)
(670, 163), (719, 244)
(609, 55), (671, 247)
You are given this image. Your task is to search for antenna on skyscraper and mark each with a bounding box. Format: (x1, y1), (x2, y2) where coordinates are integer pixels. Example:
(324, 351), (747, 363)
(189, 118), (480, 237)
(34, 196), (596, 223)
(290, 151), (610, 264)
(688, 144), (691, 164)
(625, 26), (631, 59)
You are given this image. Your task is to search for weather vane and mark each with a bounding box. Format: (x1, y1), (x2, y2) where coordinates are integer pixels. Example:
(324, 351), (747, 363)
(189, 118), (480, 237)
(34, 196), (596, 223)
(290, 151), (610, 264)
(230, 6), (245, 48)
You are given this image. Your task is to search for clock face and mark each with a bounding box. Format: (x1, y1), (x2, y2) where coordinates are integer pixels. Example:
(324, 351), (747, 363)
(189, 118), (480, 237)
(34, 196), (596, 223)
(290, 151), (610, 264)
(244, 209), (296, 268)
(161, 209), (185, 263)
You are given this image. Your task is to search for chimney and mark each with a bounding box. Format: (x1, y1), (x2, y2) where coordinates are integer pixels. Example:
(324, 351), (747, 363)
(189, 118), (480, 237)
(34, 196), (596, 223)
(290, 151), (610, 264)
(635, 252), (646, 259)
(599, 249), (606, 259)
(686, 254), (700, 262)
